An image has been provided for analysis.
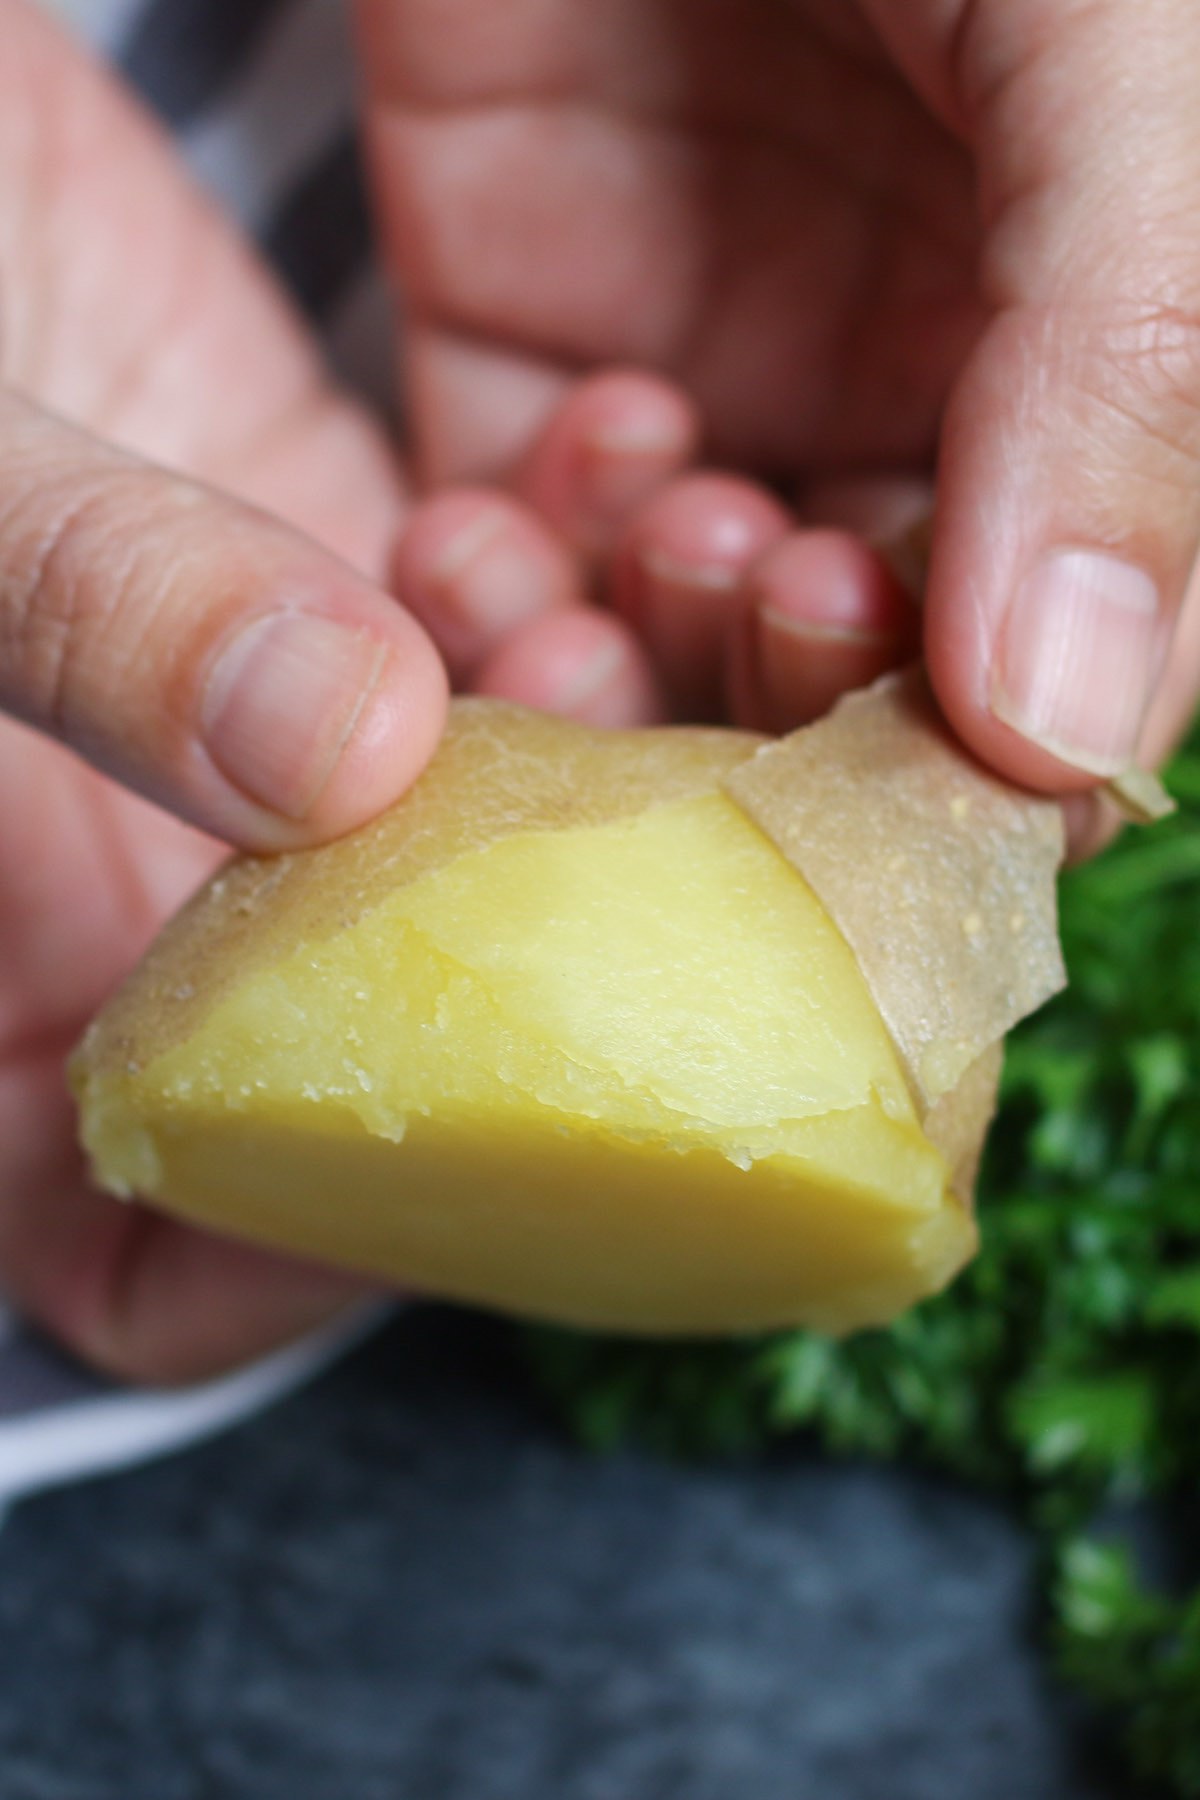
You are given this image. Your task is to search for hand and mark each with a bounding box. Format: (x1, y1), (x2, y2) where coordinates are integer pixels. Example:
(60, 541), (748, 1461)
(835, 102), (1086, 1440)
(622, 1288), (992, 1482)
(0, 1), (447, 1381)
(357, 0), (1200, 782)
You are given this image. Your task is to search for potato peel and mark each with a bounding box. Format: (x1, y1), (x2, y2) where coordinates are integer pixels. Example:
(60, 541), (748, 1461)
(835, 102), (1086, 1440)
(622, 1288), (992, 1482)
(81, 702), (762, 1081)
(724, 668), (1067, 1111)
(71, 679), (1070, 1334)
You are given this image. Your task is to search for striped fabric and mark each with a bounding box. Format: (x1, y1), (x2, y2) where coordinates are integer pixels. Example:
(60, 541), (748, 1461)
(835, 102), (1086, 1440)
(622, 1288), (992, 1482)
(1, 0), (396, 1513)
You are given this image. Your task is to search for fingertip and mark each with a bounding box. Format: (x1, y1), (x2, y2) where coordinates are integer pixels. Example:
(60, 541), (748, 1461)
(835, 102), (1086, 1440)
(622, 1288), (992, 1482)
(923, 576), (1105, 797)
(197, 593), (450, 850)
(733, 530), (919, 732)
(298, 606), (450, 837)
(921, 302), (1195, 798)
(475, 608), (666, 728)
(0, 389), (451, 855)
(519, 369), (701, 558)
(615, 472), (792, 718)
(756, 529), (919, 638)
(391, 488), (579, 683)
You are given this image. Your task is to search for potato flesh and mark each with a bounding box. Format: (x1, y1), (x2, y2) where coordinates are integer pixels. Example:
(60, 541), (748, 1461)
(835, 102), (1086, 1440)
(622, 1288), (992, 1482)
(80, 792), (975, 1334)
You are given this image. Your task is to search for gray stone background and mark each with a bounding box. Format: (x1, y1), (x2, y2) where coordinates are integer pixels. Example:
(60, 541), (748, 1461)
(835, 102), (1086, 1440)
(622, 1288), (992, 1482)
(0, 1309), (1132, 1800)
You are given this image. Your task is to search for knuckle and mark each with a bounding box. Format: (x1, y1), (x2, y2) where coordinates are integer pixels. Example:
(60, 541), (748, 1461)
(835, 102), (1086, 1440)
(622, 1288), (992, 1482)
(1077, 301), (1200, 482)
(3, 467), (186, 742)
(1103, 300), (1200, 404)
(10, 483), (114, 734)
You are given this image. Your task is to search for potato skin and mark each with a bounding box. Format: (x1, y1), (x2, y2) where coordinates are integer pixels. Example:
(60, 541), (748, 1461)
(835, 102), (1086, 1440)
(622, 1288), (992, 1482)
(71, 702), (763, 1092)
(70, 683), (1061, 1335)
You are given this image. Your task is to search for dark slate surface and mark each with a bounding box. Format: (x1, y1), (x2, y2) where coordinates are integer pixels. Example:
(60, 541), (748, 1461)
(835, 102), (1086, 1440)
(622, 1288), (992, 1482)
(0, 1309), (1123, 1800)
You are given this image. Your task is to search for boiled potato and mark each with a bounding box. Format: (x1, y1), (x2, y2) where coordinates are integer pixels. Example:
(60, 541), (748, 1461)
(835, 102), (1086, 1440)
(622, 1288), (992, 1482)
(71, 689), (1060, 1337)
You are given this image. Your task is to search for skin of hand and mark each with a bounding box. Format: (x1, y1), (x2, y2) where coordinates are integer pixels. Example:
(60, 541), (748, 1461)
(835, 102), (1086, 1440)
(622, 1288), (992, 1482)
(11, 0), (1200, 1383)
(0, 0), (450, 1382)
(356, 0), (1200, 782)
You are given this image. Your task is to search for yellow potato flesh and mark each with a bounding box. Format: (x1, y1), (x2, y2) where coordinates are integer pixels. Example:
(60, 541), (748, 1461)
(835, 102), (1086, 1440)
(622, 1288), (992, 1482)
(78, 787), (974, 1334)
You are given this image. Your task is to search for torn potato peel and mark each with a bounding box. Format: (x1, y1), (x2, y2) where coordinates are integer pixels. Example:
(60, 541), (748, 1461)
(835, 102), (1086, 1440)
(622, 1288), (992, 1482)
(70, 672), (1066, 1337)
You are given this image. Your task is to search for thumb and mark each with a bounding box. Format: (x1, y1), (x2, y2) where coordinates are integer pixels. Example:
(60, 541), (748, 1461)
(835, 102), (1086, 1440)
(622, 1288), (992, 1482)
(873, 0), (1200, 789)
(0, 389), (447, 848)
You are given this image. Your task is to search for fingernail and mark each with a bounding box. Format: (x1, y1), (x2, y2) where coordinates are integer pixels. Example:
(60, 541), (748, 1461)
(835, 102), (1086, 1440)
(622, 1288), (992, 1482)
(552, 639), (628, 714)
(639, 544), (743, 597)
(991, 549), (1162, 774)
(202, 613), (391, 818)
(579, 421), (691, 523)
(755, 606), (902, 731)
(634, 545), (742, 659)
(759, 607), (902, 650)
(433, 509), (546, 633)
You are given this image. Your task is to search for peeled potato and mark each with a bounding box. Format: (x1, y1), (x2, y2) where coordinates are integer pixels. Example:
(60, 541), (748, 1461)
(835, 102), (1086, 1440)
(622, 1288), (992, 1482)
(70, 676), (1066, 1336)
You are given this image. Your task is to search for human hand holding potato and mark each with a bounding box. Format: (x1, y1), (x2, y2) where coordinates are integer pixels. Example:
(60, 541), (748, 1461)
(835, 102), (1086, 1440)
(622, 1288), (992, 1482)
(0, 1), (447, 1380)
(71, 675), (1069, 1337)
(14, 0), (1200, 1379)
(362, 0), (1200, 784)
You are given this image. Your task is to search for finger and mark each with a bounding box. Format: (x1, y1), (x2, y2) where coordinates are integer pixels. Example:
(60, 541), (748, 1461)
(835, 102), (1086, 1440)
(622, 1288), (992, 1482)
(729, 530), (920, 732)
(799, 474), (935, 552)
(403, 323), (577, 488)
(475, 608), (666, 727)
(613, 473), (791, 719)
(0, 1050), (369, 1384)
(799, 474), (936, 598)
(0, 390), (447, 851)
(516, 369), (700, 560)
(1064, 554), (1200, 857)
(1140, 556), (1200, 772)
(392, 489), (580, 684)
(927, 306), (1200, 793)
(6, 0), (408, 582)
(868, 0), (1200, 791)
